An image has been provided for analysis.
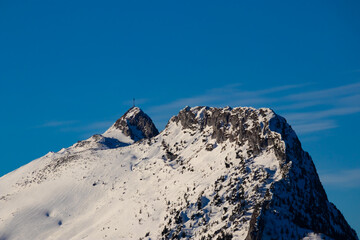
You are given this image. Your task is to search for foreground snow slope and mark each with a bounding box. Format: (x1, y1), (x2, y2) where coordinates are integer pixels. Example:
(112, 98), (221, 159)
(0, 106), (358, 240)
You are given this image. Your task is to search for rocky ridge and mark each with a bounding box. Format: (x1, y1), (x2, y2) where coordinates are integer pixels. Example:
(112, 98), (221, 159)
(166, 106), (357, 240)
(105, 106), (159, 141)
(0, 106), (357, 240)
(72, 106), (159, 151)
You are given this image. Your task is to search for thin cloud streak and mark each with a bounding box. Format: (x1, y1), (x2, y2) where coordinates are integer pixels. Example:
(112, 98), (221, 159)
(148, 84), (304, 114)
(292, 120), (337, 134)
(60, 121), (113, 133)
(284, 107), (360, 122)
(35, 82), (360, 135)
(149, 81), (360, 133)
(320, 169), (360, 188)
(339, 94), (360, 105)
(252, 83), (311, 95)
(277, 85), (360, 111)
(36, 120), (78, 128)
(287, 82), (360, 101)
(148, 94), (222, 113)
(275, 100), (325, 111)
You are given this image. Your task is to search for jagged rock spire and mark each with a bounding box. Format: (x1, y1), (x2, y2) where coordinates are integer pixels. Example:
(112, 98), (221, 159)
(104, 107), (159, 142)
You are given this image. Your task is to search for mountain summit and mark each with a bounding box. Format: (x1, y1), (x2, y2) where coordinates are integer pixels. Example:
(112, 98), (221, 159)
(71, 107), (159, 151)
(104, 106), (159, 142)
(0, 106), (357, 240)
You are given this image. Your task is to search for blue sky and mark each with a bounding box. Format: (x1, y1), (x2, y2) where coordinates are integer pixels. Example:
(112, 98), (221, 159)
(1, 0), (360, 235)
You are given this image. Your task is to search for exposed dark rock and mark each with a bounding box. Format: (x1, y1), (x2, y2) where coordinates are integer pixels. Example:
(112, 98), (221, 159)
(113, 107), (159, 141)
(5, 105), (358, 240)
(205, 143), (215, 151)
(168, 106), (358, 240)
(245, 204), (263, 240)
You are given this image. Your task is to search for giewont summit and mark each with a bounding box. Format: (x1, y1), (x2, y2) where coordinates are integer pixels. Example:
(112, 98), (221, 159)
(0, 106), (358, 240)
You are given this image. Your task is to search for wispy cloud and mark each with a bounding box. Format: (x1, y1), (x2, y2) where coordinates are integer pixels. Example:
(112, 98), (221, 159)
(149, 81), (360, 134)
(279, 83), (360, 134)
(284, 107), (360, 122)
(277, 84), (360, 111)
(35, 119), (114, 139)
(148, 84), (303, 114)
(319, 169), (360, 188)
(287, 82), (360, 101)
(291, 120), (337, 134)
(147, 84), (304, 129)
(36, 120), (78, 128)
(59, 121), (113, 133)
(34, 82), (360, 136)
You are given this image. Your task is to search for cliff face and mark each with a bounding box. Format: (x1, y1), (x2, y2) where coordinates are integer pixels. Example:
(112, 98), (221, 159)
(162, 106), (357, 240)
(110, 106), (159, 141)
(72, 106), (159, 151)
(0, 106), (357, 240)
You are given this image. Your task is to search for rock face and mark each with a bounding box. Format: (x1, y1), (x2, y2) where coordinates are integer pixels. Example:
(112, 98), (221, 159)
(110, 106), (159, 141)
(73, 107), (159, 151)
(0, 106), (357, 240)
(171, 106), (358, 240)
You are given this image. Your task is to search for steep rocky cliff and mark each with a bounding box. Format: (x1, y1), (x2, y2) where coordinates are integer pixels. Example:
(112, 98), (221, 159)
(0, 106), (357, 240)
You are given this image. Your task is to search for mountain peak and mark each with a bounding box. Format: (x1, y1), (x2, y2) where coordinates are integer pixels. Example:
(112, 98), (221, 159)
(0, 105), (357, 240)
(122, 106), (142, 118)
(103, 106), (159, 142)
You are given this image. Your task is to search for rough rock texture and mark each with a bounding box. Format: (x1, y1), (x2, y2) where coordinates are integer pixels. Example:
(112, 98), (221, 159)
(0, 106), (357, 240)
(168, 106), (358, 240)
(112, 107), (159, 141)
(74, 107), (159, 151)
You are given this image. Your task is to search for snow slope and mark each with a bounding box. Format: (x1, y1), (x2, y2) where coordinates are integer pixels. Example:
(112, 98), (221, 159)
(0, 106), (357, 240)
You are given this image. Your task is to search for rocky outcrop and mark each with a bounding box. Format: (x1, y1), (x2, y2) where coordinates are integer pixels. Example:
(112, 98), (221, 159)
(0, 106), (357, 240)
(112, 107), (159, 141)
(166, 106), (358, 240)
(73, 107), (159, 151)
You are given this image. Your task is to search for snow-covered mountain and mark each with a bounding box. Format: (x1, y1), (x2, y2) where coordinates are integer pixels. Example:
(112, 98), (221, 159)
(0, 106), (358, 240)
